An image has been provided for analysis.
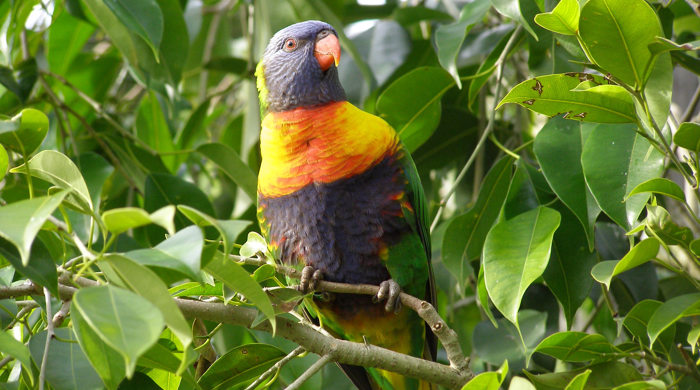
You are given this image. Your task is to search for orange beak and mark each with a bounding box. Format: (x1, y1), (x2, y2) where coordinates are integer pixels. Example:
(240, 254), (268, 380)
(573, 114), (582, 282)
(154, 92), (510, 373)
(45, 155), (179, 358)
(314, 33), (341, 71)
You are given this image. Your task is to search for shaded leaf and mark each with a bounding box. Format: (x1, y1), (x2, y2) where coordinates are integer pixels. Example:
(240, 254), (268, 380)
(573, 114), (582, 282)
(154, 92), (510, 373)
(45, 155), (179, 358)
(483, 206), (561, 325)
(376, 67), (455, 152)
(497, 74), (636, 123)
(73, 285), (165, 376)
(198, 344), (286, 390)
(178, 205), (251, 255)
(0, 192), (67, 265)
(196, 143), (258, 201)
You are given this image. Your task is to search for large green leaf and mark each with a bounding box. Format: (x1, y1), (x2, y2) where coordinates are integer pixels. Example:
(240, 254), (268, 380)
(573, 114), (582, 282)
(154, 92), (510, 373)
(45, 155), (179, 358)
(127, 225), (203, 280)
(0, 192), (67, 265)
(72, 307), (127, 390)
(376, 67), (455, 152)
(534, 117), (599, 248)
(196, 142), (258, 201)
(103, 0), (163, 58)
(581, 123), (664, 229)
(0, 330), (33, 373)
(534, 0), (579, 36)
(101, 254), (192, 348)
(435, 0), (491, 88)
(205, 252), (276, 333)
(497, 74), (636, 123)
(178, 205), (251, 255)
(491, 0), (539, 40)
(623, 300), (675, 352)
(198, 344), (286, 390)
(72, 285), (166, 376)
(103, 206), (175, 235)
(591, 238), (659, 290)
(543, 203), (596, 328)
(534, 332), (619, 362)
(0, 108), (49, 156)
(11, 150), (93, 213)
(647, 293), (700, 346)
(28, 329), (104, 390)
(461, 360), (508, 390)
(579, 0), (662, 87)
(483, 206), (561, 325)
(442, 157), (514, 284)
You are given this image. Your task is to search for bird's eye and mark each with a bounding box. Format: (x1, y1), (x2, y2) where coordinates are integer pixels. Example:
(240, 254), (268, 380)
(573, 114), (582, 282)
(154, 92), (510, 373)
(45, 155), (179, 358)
(283, 38), (298, 52)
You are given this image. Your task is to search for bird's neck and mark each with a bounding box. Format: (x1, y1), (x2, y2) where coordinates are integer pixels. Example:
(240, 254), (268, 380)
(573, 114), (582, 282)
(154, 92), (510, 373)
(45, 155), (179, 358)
(261, 66), (346, 112)
(258, 101), (399, 197)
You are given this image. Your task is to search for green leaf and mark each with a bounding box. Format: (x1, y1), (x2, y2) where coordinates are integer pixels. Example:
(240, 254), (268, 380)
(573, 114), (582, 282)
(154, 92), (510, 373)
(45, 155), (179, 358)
(72, 307), (127, 390)
(376, 67), (455, 152)
(47, 11), (95, 74)
(534, 117), (599, 248)
(72, 285), (165, 376)
(534, 332), (619, 362)
(196, 142), (258, 201)
(0, 144), (7, 181)
(144, 172), (216, 234)
(155, 0), (189, 85)
(103, 0), (163, 59)
(178, 205), (251, 255)
(623, 300), (674, 351)
(674, 122), (700, 152)
(0, 330), (33, 373)
(534, 0), (579, 35)
(688, 324), (700, 354)
(0, 192), (67, 266)
(626, 178), (685, 203)
(591, 238), (660, 289)
(0, 239), (59, 296)
(434, 0), (491, 88)
(491, 0), (539, 40)
(11, 150), (93, 213)
(392, 6), (452, 27)
(543, 203), (597, 328)
(643, 205), (693, 248)
(526, 362), (643, 389)
(101, 254), (192, 348)
(461, 360), (508, 390)
(103, 206), (175, 235)
(0, 108), (49, 155)
(483, 206), (561, 325)
(649, 37), (700, 57)
(565, 370), (591, 390)
(127, 225), (203, 280)
(28, 329), (104, 390)
(581, 123), (664, 229)
(477, 262), (498, 326)
(472, 310), (547, 370)
(442, 156), (514, 283)
(136, 92), (177, 171)
(612, 380), (666, 390)
(240, 231), (274, 262)
(497, 74), (636, 123)
(203, 57), (248, 75)
(647, 292), (700, 346)
(205, 252), (276, 333)
(198, 344), (286, 390)
(579, 0), (662, 87)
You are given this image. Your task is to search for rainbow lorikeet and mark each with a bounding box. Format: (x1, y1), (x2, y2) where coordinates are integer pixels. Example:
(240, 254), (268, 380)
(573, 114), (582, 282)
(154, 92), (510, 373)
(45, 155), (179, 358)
(255, 20), (436, 390)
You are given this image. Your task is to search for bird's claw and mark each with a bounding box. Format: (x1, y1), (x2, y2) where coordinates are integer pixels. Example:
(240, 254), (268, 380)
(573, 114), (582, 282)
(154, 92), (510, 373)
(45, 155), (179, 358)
(375, 279), (402, 313)
(299, 266), (323, 294)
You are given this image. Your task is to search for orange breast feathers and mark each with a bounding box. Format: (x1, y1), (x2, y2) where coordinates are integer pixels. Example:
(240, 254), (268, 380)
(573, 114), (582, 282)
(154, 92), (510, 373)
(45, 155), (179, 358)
(258, 101), (399, 198)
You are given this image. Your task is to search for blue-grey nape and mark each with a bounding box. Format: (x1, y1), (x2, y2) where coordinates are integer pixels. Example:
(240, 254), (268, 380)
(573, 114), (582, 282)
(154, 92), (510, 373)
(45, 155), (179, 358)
(260, 20), (346, 112)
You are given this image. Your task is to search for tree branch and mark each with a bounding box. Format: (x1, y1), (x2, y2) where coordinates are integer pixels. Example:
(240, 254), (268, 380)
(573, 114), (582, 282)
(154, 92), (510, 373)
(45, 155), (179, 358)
(234, 255), (471, 374)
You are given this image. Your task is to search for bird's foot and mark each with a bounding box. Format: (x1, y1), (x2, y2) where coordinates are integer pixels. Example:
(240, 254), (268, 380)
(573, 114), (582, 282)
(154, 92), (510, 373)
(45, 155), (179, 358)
(299, 266), (323, 294)
(374, 279), (402, 313)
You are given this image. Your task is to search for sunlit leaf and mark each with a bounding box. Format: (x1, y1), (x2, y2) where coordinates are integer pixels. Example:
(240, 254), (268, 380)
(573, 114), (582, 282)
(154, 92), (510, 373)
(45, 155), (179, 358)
(534, 0), (579, 35)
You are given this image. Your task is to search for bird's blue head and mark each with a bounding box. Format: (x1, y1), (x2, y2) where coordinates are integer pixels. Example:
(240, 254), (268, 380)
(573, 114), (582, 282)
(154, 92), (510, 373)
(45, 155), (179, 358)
(255, 20), (346, 112)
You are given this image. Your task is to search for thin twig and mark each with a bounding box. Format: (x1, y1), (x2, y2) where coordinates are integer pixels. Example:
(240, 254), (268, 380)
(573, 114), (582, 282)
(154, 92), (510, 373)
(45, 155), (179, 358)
(286, 354), (332, 390)
(682, 83), (700, 123)
(0, 356), (13, 370)
(634, 351), (700, 383)
(245, 346), (305, 390)
(429, 26), (522, 233)
(51, 301), (70, 328)
(39, 288), (54, 390)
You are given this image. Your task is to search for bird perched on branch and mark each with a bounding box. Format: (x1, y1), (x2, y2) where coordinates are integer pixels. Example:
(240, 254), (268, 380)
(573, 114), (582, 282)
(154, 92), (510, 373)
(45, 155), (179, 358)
(255, 20), (435, 390)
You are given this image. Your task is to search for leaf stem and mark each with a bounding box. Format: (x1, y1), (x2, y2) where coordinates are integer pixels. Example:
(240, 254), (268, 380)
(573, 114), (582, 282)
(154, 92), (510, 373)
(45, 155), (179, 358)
(244, 346), (305, 390)
(285, 354), (333, 390)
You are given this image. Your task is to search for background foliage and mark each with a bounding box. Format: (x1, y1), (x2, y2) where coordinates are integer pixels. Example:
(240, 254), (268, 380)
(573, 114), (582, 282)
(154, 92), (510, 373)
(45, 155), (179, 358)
(1, 0), (700, 389)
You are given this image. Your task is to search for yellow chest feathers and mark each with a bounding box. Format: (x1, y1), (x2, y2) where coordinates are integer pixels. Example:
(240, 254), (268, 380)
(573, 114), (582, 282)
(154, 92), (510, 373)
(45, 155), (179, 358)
(258, 101), (399, 197)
